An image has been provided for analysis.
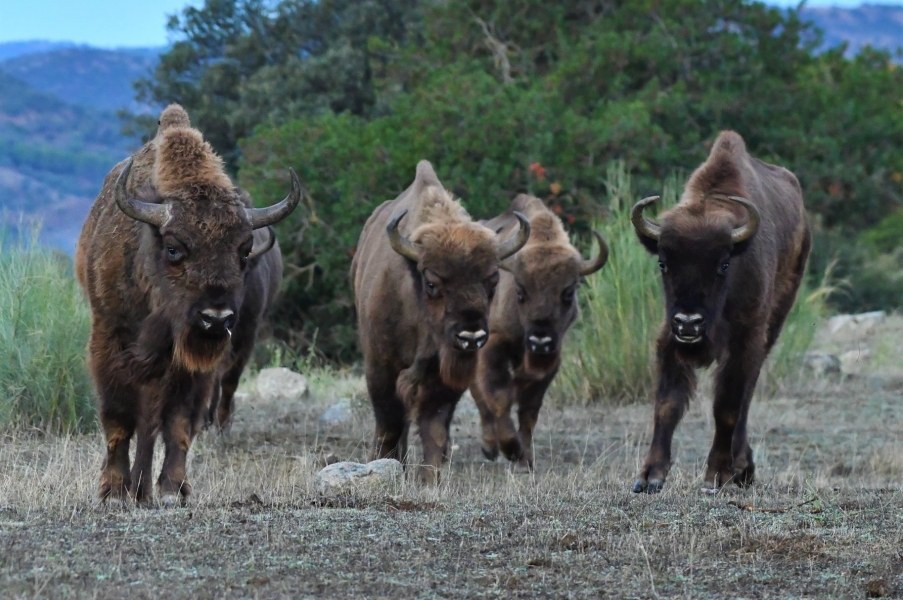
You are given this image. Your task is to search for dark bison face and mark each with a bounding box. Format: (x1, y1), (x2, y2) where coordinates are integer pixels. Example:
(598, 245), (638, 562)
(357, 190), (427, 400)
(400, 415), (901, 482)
(631, 195), (760, 347)
(507, 233), (608, 367)
(386, 210), (530, 389)
(115, 160), (299, 372)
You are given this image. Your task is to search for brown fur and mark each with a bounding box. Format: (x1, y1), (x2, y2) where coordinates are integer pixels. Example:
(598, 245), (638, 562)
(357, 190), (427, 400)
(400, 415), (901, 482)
(631, 131), (811, 493)
(352, 160), (515, 481)
(471, 195), (606, 468)
(76, 104), (287, 504)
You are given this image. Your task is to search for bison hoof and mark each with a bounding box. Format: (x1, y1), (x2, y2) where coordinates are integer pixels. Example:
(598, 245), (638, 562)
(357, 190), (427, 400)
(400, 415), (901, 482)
(160, 493), (183, 508)
(481, 444), (499, 462)
(632, 478), (665, 494)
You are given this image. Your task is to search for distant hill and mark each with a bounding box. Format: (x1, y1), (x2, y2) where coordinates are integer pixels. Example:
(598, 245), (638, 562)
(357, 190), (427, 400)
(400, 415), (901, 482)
(801, 4), (903, 56)
(0, 46), (160, 112)
(0, 41), (77, 61)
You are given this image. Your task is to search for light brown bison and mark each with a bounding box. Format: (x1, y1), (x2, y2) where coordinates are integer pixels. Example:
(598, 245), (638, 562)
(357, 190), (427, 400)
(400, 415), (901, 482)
(471, 194), (608, 469)
(351, 160), (530, 481)
(75, 104), (299, 505)
(630, 131), (810, 493)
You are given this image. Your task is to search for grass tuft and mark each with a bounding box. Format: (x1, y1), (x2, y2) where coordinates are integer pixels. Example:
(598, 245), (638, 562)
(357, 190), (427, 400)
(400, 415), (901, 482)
(0, 226), (94, 432)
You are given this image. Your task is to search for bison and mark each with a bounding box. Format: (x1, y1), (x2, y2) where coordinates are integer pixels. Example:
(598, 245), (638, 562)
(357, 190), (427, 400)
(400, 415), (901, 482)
(471, 194), (608, 470)
(75, 104), (299, 505)
(351, 160), (530, 481)
(629, 131), (810, 493)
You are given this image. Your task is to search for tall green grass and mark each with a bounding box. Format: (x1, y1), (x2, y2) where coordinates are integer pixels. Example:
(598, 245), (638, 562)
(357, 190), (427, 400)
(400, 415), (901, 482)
(0, 227), (94, 431)
(553, 163), (824, 404)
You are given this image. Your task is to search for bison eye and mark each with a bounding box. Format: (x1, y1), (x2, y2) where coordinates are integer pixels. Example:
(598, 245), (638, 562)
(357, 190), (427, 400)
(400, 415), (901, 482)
(165, 246), (183, 263)
(425, 281), (438, 297)
(658, 261), (667, 273)
(562, 288), (575, 305)
(516, 289), (525, 303)
(719, 261), (730, 276)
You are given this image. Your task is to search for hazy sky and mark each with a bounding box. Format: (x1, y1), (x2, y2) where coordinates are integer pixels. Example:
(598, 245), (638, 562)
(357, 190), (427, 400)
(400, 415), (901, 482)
(0, 0), (898, 48)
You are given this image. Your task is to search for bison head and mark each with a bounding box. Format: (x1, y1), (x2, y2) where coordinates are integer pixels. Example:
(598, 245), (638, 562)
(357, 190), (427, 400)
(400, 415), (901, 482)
(630, 196), (761, 347)
(114, 153), (299, 373)
(504, 229), (608, 370)
(386, 202), (530, 389)
(631, 195), (760, 350)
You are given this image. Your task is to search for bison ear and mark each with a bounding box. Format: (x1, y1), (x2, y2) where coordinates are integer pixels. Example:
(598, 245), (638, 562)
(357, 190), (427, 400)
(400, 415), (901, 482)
(730, 237), (753, 257)
(635, 232), (659, 255)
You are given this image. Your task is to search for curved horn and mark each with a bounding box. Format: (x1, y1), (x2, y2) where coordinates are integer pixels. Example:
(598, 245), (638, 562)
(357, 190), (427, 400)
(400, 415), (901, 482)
(248, 226), (276, 261)
(630, 195), (662, 242)
(579, 230), (610, 276)
(245, 168), (302, 230)
(727, 195), (761, 244)
(386, 210), (421, 262)
(114, 159), (171, 227)
(496, 211), (531, 260)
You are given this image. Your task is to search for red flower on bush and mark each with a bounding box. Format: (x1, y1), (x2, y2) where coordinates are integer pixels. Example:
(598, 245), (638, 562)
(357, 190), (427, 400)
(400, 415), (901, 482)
(529, 162), (546, 180)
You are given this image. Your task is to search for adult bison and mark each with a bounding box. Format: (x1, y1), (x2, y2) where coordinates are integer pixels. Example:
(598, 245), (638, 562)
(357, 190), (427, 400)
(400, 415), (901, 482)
(471, 194), (608, 470)
(351, 160), (530, 482)
(76, 104), (299, 505)
(630, 131), (810, 493)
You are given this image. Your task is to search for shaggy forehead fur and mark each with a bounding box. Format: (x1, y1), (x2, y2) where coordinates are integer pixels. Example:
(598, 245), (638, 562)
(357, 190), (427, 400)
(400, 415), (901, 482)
(154, 127), (233, 198)
(659, 131), (752, 244)
(156, 104), (191, 136)
(510, 195), (579, 276)
(411, 186), (497, 271)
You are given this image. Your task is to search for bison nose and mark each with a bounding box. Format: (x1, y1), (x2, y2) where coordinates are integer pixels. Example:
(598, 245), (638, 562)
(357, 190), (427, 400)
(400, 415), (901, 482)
(527, 334), (556, 355)
(198, 308), (236, 337)
(671, 312), (705, 344)
(455, 329), (487, 351)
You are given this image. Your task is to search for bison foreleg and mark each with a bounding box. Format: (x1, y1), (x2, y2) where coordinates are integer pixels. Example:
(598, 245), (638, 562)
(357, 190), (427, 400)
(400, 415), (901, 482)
(515, 375), (555, 472)
(633, 343), (697, 494)
(707, 345), (764, 489)
(157, 374), (209, 506)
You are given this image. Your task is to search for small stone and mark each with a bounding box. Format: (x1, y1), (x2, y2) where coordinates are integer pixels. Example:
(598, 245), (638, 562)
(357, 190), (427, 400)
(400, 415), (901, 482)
(839, 348), (871, 376)
(316, 459), (404, 497)
(255, 368), (308, 403)
(827, 311), (886, 336)
(318, 398), (353, 429)
(802, 352), (841, 377)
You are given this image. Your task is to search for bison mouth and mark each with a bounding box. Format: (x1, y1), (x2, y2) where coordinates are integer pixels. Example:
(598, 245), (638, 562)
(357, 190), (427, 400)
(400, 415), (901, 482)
(674, 334), (704, 344)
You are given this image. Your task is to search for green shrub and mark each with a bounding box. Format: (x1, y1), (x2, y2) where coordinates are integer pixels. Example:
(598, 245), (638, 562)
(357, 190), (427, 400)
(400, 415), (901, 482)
(553, 163), (823, 404)
(0, 228), (94, 431)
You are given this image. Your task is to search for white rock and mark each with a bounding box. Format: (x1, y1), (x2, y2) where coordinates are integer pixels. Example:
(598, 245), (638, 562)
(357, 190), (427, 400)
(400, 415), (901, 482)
(839, 347), (872, 375)
(255, 367), (308, 403)
(316, 459), (403, 497)
(827, 311), (886, 336)
(803, 352), (841, 377)
(318, 398), (352, 429)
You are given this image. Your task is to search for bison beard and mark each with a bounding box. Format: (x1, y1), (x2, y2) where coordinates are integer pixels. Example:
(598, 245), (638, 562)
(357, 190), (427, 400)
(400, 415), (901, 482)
(172, 326), (232, 373)
(630, 130), (811, 494)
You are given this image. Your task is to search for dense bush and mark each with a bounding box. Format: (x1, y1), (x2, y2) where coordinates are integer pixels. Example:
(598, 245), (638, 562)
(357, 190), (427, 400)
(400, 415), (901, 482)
(138, 0), (903, 361)
(0, 228), (94, 431)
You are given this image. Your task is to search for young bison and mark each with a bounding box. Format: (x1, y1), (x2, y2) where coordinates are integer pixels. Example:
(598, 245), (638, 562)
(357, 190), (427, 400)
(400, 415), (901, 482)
(471, 194), (608, 470)
(351, 160), (530, 482)
(630, 131), (810, 493)
(76, 104), (299, 505)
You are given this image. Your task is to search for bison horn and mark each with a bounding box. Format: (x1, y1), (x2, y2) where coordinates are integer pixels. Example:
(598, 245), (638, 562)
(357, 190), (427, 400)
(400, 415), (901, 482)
(496, 211), (531, 260)
(387, 210), (421, 262)
(245, 168), (302, 230)
(630, 196), (662, 242)
(726, 196), (761, 244)
(579, 231), (610, 276)
(114, 159), (172, 227)
(248, 226), (276, 261)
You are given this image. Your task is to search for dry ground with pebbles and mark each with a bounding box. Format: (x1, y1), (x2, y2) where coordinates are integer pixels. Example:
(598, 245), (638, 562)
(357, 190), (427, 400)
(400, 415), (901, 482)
(2, 321), (903, 599)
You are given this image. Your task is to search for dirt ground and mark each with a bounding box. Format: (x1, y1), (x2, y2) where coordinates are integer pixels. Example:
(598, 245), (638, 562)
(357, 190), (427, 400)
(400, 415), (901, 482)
(1, 319), (902, 599)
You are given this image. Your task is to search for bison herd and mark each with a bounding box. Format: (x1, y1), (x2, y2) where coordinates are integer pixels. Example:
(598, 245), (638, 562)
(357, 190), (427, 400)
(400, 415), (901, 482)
(75, 105), (809, 504)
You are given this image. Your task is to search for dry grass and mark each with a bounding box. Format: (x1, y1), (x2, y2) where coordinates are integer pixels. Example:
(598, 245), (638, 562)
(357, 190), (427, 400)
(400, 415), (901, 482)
(2, 350), (903, 599)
